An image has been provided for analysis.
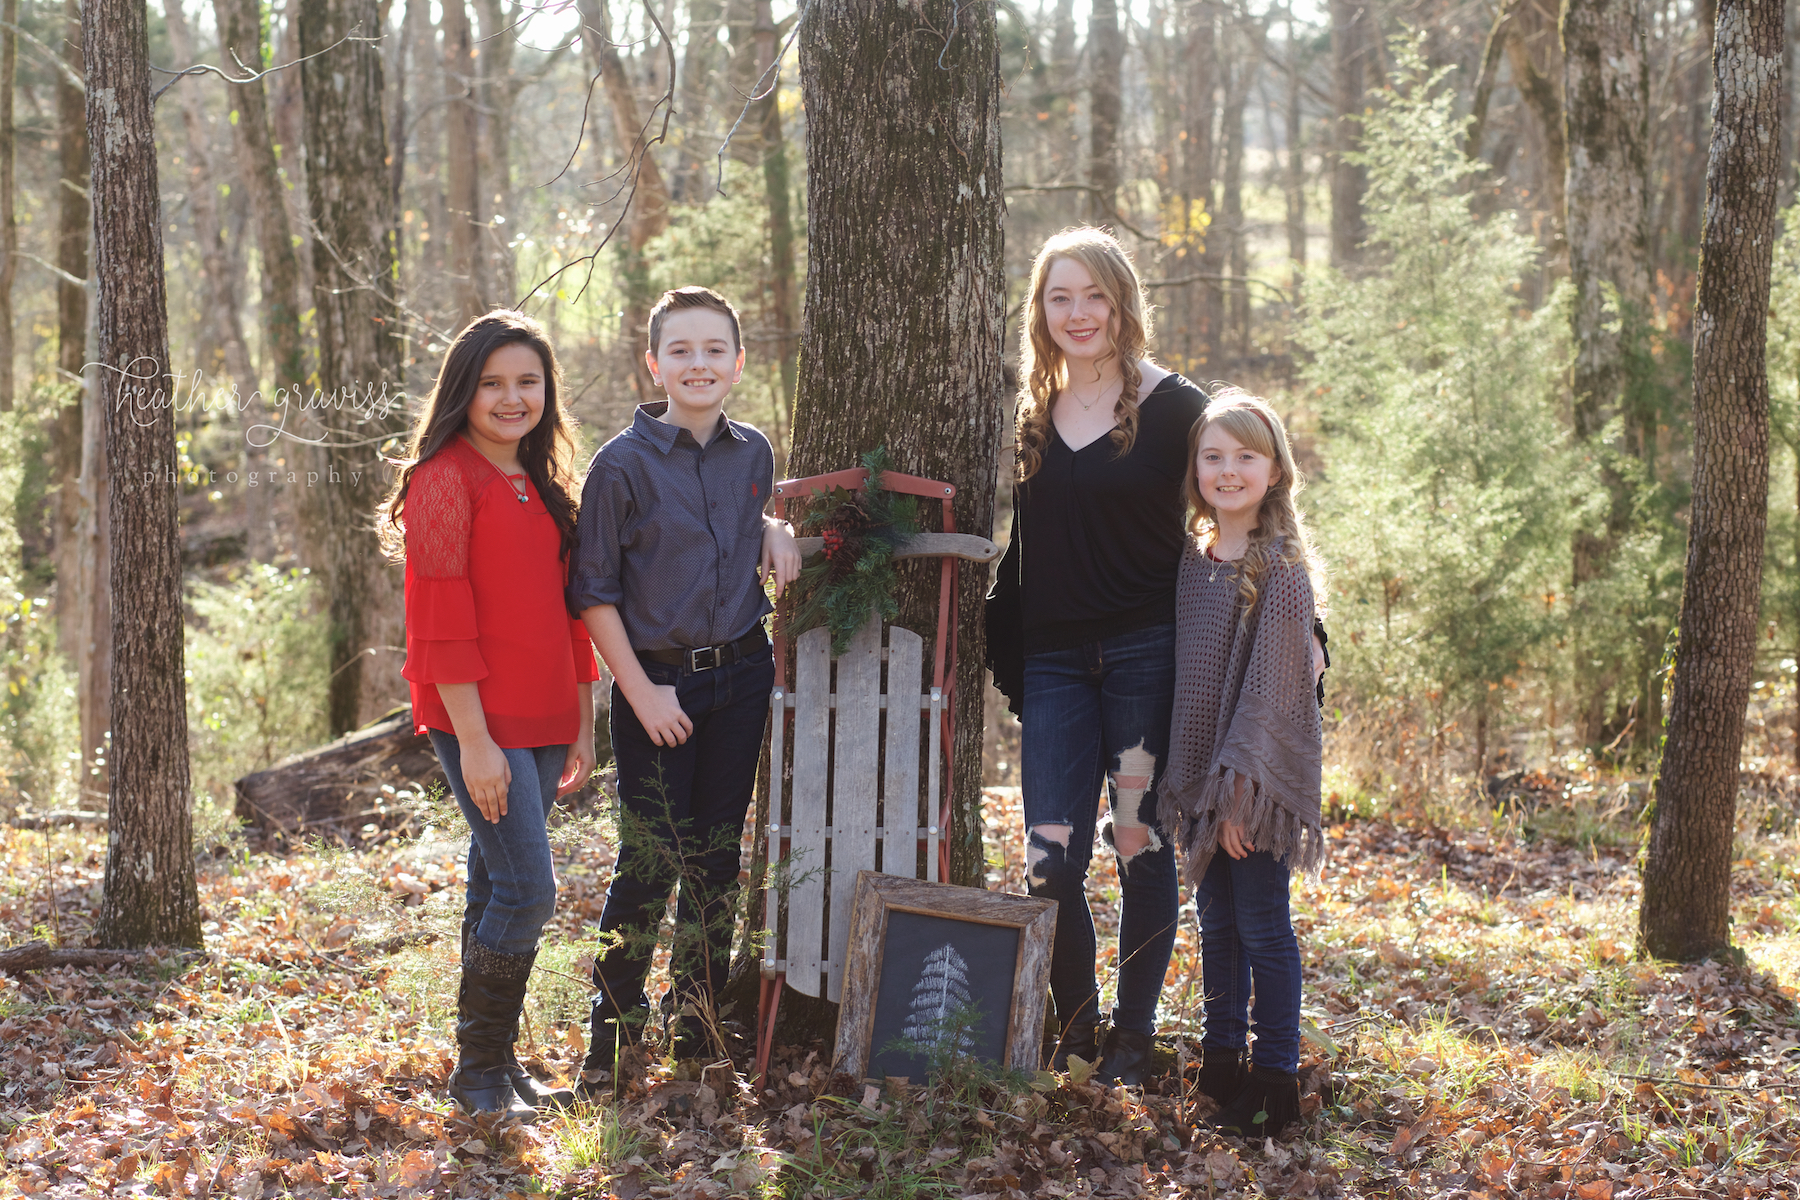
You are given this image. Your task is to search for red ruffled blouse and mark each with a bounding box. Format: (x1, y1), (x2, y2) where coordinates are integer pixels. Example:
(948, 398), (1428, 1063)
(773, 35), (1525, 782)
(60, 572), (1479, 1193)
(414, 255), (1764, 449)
(400, 435), (600, 747)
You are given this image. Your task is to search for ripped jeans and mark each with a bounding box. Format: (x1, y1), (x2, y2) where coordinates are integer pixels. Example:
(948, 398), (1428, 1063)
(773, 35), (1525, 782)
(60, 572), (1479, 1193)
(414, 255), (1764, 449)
(1020, 622), (1180, 1036)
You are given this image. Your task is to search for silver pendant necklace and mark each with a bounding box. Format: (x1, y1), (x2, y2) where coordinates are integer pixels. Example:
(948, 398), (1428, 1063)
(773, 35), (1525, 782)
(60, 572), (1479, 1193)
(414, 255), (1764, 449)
(466, 435), (529, 503)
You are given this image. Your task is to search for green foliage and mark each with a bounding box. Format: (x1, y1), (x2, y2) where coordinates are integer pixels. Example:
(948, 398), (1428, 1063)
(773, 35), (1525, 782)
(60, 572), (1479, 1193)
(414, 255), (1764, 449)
(0, 391), (81, 817)
(184, 563), (329, 808)
(1298, 36), (1585, 738)
(786, 447), (922, 654)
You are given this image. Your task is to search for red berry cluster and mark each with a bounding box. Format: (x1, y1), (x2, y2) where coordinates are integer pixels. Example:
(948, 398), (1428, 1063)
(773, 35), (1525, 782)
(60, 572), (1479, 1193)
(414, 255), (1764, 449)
(823, 528), (846, 560)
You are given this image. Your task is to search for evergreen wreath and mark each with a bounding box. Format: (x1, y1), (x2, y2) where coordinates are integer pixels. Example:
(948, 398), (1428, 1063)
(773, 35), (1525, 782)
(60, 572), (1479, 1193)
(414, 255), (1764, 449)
(785, 446), (922, 654)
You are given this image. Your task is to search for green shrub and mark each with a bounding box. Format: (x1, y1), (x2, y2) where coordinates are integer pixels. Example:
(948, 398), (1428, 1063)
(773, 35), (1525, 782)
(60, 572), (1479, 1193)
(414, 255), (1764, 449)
(1297, 36), (1586, 770)
(184, 563), (329, 807)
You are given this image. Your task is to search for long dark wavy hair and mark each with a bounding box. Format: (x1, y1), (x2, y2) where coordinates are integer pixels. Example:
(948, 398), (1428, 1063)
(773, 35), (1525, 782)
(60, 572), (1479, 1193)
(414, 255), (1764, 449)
(377, 310), (581, 561)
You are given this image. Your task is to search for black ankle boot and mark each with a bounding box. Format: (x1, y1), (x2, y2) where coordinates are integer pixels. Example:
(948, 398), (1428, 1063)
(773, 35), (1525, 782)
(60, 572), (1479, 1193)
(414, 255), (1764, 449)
(1050, 1018), (1103, 1073)
(448, 941), (537, 1121)
(1097, 1026), (1156, 1086)
(1194, 1045), (1247, 1105)
(1211, 1064), (1302, 1138)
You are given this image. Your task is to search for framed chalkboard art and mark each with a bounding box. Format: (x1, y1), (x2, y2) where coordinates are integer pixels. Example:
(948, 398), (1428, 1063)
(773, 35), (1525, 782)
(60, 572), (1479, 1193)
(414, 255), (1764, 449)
(834, 871), (1056, 1081)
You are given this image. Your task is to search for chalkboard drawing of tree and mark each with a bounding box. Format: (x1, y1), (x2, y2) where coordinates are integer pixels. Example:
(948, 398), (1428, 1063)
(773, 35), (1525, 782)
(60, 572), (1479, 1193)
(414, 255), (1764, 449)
(902, 944), (977, 1059)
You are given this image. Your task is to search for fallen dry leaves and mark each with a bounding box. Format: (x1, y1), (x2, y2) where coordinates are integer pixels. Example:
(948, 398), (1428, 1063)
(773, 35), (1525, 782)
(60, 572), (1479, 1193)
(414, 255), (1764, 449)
(1, 773), (1798, 1197)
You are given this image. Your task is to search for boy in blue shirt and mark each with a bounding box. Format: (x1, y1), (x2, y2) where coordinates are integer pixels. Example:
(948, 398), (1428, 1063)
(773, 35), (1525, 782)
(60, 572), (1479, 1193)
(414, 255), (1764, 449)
(568, 286), (798, 1079)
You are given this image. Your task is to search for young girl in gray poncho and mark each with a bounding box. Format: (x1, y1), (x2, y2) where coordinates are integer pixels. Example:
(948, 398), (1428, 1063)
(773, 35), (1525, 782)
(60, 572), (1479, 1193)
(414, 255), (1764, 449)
(1159, 389), (1327, 1138)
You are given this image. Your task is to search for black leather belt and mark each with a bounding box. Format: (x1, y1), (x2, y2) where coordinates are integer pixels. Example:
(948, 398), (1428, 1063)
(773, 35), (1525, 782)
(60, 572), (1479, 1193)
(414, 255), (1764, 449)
(638, 628), (767, 673)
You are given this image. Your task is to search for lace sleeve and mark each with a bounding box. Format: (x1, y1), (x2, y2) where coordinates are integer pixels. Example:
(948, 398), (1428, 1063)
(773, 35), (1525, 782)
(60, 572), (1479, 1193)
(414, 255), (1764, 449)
(400, 453), (488, 684)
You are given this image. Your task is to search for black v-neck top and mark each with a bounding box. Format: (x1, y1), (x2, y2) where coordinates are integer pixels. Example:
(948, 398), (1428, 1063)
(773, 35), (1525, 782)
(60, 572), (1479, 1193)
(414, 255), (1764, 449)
(1016, 373), (1209, 653)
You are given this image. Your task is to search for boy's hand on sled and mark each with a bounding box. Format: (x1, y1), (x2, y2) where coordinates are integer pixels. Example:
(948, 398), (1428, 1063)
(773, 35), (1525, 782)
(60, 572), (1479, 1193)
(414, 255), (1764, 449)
(1220, 819), (1254, 860)
(557, 739), (597, 798)
(634, 684), (693, 746)
(464, 738), (513, 823)
(759, 517), (801, 598)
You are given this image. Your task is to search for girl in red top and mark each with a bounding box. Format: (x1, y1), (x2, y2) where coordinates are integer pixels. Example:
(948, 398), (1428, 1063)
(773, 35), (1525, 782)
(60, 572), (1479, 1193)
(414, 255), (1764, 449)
(379, 311), (598, 1121)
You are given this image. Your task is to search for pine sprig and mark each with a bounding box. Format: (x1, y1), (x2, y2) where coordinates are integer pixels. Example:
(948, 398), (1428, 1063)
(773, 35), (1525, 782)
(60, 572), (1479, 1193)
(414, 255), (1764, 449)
(785, 447), (923, 654)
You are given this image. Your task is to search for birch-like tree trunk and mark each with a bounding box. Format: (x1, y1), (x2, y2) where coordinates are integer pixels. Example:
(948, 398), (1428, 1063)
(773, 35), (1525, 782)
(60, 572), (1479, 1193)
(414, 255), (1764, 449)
(754, 0), (796, 417)
(0, 0), (16, 413)
(49, 0), (108, 809)
(1327, 0), (1371, 267)
(165, 1), (257, 392)
(787, 0), (1005, 894)
(442, 0), (484, 322)
(1087, 0), (1122, 222)
(300, 0), (409, 734)
(86, 0), (200, 949)
(578, 0), (671, 399)
(1640, 0), (1784, 962)
(1563, 0), (1653, 746)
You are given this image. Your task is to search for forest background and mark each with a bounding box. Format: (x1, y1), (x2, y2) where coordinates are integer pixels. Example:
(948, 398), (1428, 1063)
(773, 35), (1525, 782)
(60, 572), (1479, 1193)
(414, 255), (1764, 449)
(0, 1), (1798, 1197)
(3, 0), (1796, 837)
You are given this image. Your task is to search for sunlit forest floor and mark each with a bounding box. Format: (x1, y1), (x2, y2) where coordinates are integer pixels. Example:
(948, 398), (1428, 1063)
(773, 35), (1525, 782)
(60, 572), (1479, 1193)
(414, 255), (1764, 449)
(3, 768), (1800, 1198)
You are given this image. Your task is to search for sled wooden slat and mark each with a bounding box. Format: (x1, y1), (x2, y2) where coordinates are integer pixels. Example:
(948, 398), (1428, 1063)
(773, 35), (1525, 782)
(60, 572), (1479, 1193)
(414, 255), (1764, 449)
(881, 627), (923, 883)
(786, 629), (832, 998)
(824, 620), (884, 1002)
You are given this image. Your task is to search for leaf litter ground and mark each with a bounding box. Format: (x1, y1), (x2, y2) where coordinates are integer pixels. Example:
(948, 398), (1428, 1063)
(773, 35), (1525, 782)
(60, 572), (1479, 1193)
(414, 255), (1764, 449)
(3, 777), (1799, 1198)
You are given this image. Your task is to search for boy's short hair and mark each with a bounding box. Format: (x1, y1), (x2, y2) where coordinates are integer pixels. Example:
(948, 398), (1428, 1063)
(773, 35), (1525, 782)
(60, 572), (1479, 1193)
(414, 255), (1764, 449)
(647, 286), (742, 355)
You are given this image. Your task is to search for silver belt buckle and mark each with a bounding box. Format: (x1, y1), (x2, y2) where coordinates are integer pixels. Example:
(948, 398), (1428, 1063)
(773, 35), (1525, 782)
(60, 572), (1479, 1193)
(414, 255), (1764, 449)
(688, 644), (721, 672)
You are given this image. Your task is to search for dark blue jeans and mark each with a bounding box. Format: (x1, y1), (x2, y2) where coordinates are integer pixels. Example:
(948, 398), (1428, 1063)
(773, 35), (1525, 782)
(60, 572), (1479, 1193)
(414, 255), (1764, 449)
(1196, 848), (1303, 1073)
(1020, 622), (1180, 1036)
(428, 731), (566, 956)
(591, 640), (774, 1024)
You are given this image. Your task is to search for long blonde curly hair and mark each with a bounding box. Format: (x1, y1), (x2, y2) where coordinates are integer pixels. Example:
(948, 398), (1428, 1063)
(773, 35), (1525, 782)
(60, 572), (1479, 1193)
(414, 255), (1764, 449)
(1184, 388), (1327, 617)
(1015, 227), (1153, 482)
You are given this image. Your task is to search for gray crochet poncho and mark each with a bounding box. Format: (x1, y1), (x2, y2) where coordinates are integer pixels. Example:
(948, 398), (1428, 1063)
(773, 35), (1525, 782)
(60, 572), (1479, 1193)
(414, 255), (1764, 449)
(1157, 537), (1325, 888)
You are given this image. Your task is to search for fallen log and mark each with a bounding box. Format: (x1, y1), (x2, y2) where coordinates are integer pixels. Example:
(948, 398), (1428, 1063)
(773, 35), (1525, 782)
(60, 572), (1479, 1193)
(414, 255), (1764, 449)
(0, 940), (148, 975)
(233, 708), (448, 846)
(8, 811), (109, 829)
(234, 705), (612, 846)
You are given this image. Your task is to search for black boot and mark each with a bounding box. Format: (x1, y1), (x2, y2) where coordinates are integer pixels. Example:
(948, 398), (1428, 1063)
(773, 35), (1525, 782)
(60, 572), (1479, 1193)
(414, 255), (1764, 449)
(447, 941), (537, 1122)
(1097, 1026), (1156, 1086)
(1193, 1045), (1247, 1106)
(1049, 1017), (1103, 1073)
(1211, 1064), (1302, 1138)
(465, 920), (575, 1111)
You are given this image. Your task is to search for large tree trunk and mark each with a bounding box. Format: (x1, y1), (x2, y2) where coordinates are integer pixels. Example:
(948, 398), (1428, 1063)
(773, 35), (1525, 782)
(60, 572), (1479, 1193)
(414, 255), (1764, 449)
(1672, 0), (1718, 261)
(441, 0), (484, 322)
(1219, 6), (1263, 364)
(1563, 0), (1652, 748)
(86, 0), (201, 950)
(1640, 0), (1783, 963)
(754, 0), (796, 421)
(300, 0), (409, 735)
(49, 0), (108, 809)
(1502, 0), (1568, 267)
(578, 0), (672, 400)
(788, 0), (1004, 892)
(1327, 0), (1372, 268)
(1087, 0), (1122, 222)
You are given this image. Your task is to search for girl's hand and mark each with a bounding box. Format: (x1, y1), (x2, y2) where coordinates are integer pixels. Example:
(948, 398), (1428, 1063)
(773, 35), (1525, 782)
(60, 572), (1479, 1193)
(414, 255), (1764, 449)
(462, 736), (513, 823)
(557, 739), (597, 798)
(759, 517), (801, 598)
(1220, 819), (1255, 860)
(632, 683), (694, 747)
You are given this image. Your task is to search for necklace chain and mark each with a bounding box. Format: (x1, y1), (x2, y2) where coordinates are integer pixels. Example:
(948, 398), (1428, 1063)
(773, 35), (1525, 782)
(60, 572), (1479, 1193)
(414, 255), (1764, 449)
(1066, 377), (1119, 412)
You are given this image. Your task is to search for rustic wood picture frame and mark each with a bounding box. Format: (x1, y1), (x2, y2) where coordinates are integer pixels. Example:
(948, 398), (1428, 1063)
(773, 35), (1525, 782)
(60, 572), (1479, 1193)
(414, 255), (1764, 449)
(833, 871), (1056, 1080)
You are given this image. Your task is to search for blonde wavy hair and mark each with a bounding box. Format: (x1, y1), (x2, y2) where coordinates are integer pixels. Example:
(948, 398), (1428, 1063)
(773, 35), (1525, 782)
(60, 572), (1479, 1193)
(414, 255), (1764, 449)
(1184, 388), (1326, 616)
(1015, 227), (1153, 482)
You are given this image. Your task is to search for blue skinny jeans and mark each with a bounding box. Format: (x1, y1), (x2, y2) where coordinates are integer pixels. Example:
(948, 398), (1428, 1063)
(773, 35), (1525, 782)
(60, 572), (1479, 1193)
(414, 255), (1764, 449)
(1020, 622), (1180, 1036)
(1196, 848), (1303, 1074)
(428, 731), (566, 957)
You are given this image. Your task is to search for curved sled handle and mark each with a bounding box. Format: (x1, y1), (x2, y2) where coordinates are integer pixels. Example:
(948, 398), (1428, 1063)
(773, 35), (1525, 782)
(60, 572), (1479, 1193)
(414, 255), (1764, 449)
(791, 531), (999, 563)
